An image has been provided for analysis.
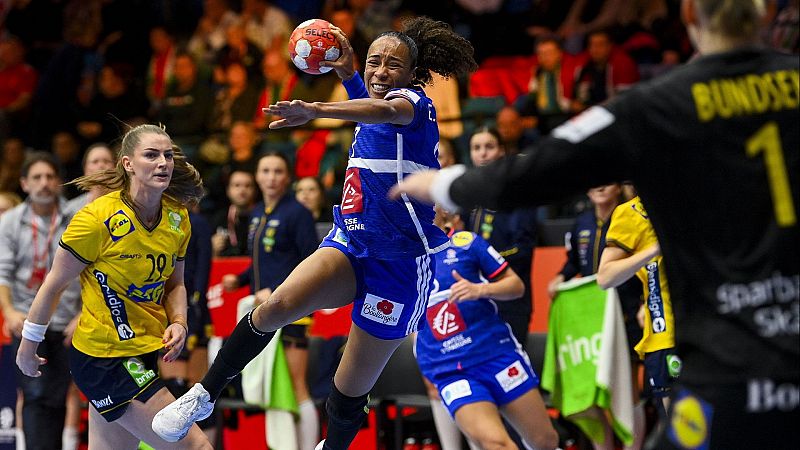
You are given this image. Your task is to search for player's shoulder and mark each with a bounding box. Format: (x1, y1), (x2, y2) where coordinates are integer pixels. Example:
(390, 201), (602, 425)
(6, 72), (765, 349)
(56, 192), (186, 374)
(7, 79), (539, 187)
(613, 196), (649, 223)
(385, 87), (428, 105)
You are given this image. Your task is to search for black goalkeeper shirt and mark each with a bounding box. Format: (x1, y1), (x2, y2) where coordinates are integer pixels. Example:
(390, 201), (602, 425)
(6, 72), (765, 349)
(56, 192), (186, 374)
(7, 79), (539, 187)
(450, 47), (799, 385)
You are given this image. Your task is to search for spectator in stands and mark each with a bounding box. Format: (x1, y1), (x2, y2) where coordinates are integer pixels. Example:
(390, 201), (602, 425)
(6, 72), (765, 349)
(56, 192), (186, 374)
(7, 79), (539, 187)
(0, 192), (21, 216)
(207, 61), (260, 137)
(211, 170), (258, 257)
(437, 138), (459, 169)
(50, 131), (83, 199)
(495, 106), (538, 156)
(517, 36), (576, 134)
(0, 137), (27, 195)
(241, 0), (291, 52)
(188, 0), (240, 69)
(146, 26), (177, 105)
(0, 152), (81, 450)
(572, 30), (640, 113)
(214, 19), (263, 85)
(255, 48), (310, 132)
(295, 176), (333, 223)
(767, 0), (799, 53)
(218, 152), (320, 450)
(76, 62), (150, 145)
(327, 5), (371, 70)
(156, 52), (212, 162)
(416, 207), (559, 450)
(0, 36), (37, 140)
(65, 143), (116, 213)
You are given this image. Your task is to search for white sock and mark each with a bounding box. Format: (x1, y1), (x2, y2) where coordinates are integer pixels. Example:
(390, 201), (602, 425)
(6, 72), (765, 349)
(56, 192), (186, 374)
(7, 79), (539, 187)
(15, 428), (25, 450)
(430, 398), (464, 450)
(297, 399), (320, 450)
(62, 425), (79, 450)
(625, 402), (646, 450)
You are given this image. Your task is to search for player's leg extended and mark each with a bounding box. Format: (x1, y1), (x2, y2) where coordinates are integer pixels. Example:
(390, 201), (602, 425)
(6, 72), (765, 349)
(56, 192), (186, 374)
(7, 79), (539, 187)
(319, 323), (405, 450)
(117, 387), (212, 449)
(153, 247), (356, 442)
(455, 401), (518, 450)
(500, 388), (559, 450)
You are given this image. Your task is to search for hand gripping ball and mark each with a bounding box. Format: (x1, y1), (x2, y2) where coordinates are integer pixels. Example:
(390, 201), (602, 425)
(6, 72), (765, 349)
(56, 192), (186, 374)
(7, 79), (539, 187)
(288, 19), (341, 75)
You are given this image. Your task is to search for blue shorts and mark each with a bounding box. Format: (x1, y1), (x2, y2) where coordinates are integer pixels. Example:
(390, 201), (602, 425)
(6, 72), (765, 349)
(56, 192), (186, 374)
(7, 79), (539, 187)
(69, 347), (164, 422)
(430, 350), (539, 417)
(644, 348), (679, 398)
(320, 224), (433, 340)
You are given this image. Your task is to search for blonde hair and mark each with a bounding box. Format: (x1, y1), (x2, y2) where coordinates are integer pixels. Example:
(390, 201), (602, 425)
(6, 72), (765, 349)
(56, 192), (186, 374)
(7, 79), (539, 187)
(696, 0), (765, 41)
(72, 124), (204, 206)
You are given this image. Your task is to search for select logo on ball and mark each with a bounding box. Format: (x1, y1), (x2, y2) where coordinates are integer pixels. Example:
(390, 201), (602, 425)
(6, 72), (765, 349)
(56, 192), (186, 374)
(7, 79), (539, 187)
(289, 19), (341, 75)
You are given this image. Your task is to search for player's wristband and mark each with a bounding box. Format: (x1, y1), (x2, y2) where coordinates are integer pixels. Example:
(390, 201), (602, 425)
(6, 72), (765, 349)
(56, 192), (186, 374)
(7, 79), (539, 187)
(431, 164), (466, 213)
(22, 320), (49, 343)
(172, 320), (188, 334)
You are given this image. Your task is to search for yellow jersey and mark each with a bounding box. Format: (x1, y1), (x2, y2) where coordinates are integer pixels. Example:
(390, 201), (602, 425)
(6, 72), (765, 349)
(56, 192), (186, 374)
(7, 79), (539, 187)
(606, 196), (675, 358)
(59, 191), (191, 357)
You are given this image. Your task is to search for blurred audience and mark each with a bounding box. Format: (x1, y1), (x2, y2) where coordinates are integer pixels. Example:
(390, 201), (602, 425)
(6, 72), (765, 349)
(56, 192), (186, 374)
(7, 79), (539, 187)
(211, 169), (258, 257)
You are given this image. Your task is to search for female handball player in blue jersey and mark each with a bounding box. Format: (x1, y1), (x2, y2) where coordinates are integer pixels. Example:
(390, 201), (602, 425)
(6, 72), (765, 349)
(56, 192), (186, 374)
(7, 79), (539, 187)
(153, 17), (477, 450)
(416, 208), (558, 450)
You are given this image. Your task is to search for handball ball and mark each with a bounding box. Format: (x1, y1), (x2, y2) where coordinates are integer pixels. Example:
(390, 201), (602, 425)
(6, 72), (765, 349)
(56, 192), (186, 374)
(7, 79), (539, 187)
(289, 19), (341, 75)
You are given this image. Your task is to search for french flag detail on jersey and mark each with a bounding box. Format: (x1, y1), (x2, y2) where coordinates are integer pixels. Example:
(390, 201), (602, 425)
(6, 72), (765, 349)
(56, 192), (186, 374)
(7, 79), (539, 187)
(333, 87), (448, 259)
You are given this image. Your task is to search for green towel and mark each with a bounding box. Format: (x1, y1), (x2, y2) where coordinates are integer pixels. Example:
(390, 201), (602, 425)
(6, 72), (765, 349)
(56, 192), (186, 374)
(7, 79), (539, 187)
(542, 276), (633, 445)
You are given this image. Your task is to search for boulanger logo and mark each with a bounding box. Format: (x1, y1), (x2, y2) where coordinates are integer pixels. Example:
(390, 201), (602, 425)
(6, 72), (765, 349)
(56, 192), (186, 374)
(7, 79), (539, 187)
(124, 357), (156, 388)
(495, 360), (530, 393)
(104, 210), (136, 242)
(360, 294), (403, 326)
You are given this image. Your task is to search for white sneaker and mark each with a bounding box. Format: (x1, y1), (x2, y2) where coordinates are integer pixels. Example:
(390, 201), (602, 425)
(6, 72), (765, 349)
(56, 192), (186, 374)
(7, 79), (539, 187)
(152, 383), (215, 442)
(314, 440), (326, 450)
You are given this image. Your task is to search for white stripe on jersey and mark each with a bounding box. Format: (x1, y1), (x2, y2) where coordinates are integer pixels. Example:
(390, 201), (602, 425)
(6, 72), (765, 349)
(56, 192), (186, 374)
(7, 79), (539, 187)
(386, 88), (421, 104)
(408, 254), (432, 335)
(348, 157), (431, 174)
(396, 132), (437, 255)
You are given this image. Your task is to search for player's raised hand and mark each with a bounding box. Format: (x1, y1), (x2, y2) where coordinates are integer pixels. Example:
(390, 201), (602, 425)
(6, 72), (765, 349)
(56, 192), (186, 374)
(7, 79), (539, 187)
(265, 100), (317, 129)
(448, 270), (483, 303)
(319, 25), (355, 81)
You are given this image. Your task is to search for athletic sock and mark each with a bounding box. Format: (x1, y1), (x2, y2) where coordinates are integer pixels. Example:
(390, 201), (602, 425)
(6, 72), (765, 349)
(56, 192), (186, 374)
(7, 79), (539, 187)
(297, 399), (321, 450)
(430, 398), (463, 450)
(201, 309), (275, 401)
(322, 383), (369, 450)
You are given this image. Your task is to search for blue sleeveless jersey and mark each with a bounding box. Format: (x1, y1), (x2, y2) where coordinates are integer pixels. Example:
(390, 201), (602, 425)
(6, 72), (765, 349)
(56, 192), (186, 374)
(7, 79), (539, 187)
(416, 231), (522, 378)
(332, 87), (448, 259)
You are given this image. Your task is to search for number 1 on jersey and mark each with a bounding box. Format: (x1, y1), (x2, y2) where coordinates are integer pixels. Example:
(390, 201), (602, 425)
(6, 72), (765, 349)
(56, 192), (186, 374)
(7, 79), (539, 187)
(746, 122), (797, 227)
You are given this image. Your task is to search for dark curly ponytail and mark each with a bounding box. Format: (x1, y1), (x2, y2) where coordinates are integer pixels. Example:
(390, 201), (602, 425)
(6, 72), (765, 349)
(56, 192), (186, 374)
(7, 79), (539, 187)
(377, 16), (477, 87)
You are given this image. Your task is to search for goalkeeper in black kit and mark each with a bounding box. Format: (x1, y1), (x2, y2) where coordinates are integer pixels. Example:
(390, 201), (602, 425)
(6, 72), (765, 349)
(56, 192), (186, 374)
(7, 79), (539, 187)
(391, 1), (799, 449)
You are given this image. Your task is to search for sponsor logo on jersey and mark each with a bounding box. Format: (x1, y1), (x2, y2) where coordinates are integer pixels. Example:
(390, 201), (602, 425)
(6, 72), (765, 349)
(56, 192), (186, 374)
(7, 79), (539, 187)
(341, 168), (363, 214)
(747, 379), (800, 413)
(443, 248), (459, 265)
(487, 245), (505, 265)
(332, 227), (349, 246)
(124, 357), (156, 388)
(127, 281), (165, 304)
(668, 391), (712, 450)
(104, 210), (135, 242)
(646, 262), (667, 333)
(90, 395), (113, 409)
(360, 294), (403, 326)
(93, 270), (135, 341)
(119, 253), (141, 259)
(167, 210), (183, 233)
(631, 201), (649, 220)
(441, 379), (471, 406)
(450, 231), (474, 248)
(426, 301), (466, 340)
(495, 360), (529, 392)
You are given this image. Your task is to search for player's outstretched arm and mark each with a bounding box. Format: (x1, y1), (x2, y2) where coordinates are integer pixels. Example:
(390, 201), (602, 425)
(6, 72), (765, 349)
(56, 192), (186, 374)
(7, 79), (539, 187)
(266, 96), (414, 129)
(17, 247), (87, 377)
